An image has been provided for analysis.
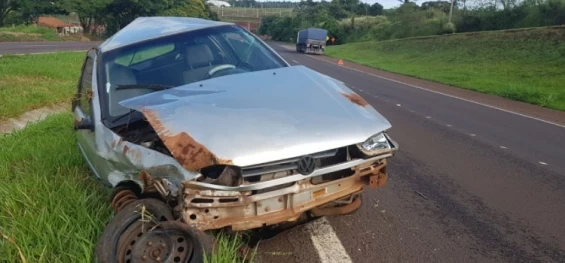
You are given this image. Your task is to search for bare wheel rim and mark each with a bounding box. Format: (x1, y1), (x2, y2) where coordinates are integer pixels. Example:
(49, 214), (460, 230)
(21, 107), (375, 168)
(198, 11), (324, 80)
(116, 220), (160, 263)
(129, 224), (195, 263)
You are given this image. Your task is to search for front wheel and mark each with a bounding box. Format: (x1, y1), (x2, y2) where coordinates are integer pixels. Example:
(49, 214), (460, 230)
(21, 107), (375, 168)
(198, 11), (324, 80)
(95, 198), (174, 263)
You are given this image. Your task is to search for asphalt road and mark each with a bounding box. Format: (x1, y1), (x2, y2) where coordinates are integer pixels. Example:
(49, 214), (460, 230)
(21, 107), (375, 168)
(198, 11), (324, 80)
(0, 41), (100, 55)
(253, 44), (565, 263)
(3, 41), (565, 263)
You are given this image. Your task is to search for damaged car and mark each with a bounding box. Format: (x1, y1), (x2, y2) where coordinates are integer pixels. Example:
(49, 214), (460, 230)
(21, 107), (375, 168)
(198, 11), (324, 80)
(72, 17), (398, 262)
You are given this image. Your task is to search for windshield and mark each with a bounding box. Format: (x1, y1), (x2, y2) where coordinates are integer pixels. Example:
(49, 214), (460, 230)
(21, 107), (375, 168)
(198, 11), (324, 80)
(99, 24), (287, 122)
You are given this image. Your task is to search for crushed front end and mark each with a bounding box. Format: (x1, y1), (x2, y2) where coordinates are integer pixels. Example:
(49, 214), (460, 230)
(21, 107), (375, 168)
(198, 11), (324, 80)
(179, 133), (398, 231)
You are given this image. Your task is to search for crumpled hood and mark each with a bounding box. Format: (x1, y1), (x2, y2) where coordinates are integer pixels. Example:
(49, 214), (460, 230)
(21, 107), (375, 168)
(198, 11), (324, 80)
(119, 65), (391, 171)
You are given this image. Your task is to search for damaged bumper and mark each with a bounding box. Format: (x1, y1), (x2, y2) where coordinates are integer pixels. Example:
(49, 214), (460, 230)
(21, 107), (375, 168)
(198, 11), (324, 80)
(181, 153), (391, 231)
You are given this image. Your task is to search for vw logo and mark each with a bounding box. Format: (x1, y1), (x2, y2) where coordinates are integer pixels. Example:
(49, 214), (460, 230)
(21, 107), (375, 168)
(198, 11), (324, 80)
(297, 155), (316, 175)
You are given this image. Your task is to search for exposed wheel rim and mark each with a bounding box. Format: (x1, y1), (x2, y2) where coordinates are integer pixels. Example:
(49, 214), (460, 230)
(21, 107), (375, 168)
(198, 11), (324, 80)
(95, 198), (175, 263)
(129, 224), (195, 263)
(116, 220), (161, 263)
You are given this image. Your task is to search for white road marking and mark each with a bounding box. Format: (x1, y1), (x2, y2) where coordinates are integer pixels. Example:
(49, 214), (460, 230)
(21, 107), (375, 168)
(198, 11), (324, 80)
(292, 59), (299, 64)
(539, 161), (548, 165)
(396, 104), (402, 107)
(470, 134), (477, 137)
(500, 146), (507, 149)
(305, 217), (353, 263)
(447, 124), (453, 127)
(426, 116), (431, 119)
(303, 53), (565, 129)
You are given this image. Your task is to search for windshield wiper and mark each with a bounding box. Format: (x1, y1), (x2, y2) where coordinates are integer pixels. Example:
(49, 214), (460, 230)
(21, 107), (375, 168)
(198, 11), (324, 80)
(112, 109), (138, 125)
(116, 84), (173, 91)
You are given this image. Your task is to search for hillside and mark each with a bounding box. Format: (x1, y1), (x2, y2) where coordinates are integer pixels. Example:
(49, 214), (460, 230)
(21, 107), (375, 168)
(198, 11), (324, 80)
(326, 26), (565, 111)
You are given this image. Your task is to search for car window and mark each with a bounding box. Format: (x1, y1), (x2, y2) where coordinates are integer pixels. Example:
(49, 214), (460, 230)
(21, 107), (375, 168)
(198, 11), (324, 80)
(223, 32), (249, 54)
(114, 43), (175, 66)
(100, 25), (287, 123)
(78, 56), (93, 117)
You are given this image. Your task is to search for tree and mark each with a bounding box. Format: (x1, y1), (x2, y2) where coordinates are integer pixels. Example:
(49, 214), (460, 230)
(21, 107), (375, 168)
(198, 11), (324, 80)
(369, 3), (384, 15)
(159, 0), (208, 18)
(0, 0), (16, 26)
(102, 0), (170, 34)
(17, 0), (68, 24)
(421, 1), (452, 13)
(63, 0), (110, 33)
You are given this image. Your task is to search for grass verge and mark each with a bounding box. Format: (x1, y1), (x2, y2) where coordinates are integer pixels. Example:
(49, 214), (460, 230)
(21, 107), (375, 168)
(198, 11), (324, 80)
(0, 113), (111, 262)
(0, 52), (85, 121)
(0, 25), (89, 42)
(325, 26), (565, 111)
(0, 113), (250, 262)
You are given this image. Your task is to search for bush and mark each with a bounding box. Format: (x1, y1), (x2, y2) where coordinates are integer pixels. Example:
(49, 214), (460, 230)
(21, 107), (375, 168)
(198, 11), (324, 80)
(443, 22), (456, 34)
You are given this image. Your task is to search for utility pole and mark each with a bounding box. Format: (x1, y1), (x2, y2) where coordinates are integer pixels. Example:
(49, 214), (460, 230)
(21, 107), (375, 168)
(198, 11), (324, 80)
(448, 0), (454, 23)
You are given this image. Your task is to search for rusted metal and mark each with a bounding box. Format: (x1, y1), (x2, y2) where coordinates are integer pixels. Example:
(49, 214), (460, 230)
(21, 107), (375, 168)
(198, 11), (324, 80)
(341, 93), (369, 107)
(365, 160), (387, 188)
(138, 169), (152, 187)
(111, 189), (138, 213)
(140, 108), (233, 171)
(310, 195), (362, 217)
(122, 145), (130, 154)
(369, 172), (387, 188)
(182, 159), (388, 231)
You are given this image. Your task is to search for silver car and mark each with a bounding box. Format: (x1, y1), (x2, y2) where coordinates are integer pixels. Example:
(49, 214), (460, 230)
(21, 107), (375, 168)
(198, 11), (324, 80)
(73, 17), (398, 261)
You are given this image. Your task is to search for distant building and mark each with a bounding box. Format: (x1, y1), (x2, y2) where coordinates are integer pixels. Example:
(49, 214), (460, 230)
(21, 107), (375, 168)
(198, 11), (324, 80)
(37, 16), (83, 36)
(206, 0), (231, 7)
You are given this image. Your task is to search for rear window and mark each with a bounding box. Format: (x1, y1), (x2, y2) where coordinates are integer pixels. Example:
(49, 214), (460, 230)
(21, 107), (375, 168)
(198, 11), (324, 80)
(114, 43), (175, 66)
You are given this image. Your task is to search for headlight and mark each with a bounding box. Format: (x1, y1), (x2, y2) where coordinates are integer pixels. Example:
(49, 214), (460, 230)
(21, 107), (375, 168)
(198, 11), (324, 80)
(357, 132), (395, 156)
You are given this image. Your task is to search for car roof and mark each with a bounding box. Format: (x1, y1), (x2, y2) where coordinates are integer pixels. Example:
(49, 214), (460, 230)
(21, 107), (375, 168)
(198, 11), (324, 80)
(98, 17), (234, 53)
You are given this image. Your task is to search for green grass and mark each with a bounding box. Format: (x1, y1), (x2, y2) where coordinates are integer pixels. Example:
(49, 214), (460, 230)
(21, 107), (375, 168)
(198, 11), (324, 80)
(326, 26), (565, 111)
(0, 113), (250, 262)
(0, 25), (61, 41)
(0, 52), (85, 120)
(0, 113), (112, 262)
(0, 25), (90, 42)
(205, 232), (257, 263)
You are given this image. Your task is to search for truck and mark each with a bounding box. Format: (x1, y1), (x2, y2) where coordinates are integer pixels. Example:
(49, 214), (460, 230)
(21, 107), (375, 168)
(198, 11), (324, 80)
(296, 28), (328, 55)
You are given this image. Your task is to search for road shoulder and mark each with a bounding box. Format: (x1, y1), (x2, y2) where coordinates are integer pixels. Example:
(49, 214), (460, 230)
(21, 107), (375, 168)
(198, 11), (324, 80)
(275, 42), (565, 127)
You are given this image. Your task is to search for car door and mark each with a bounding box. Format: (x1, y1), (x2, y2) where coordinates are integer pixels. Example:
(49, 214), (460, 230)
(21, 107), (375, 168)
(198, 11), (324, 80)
(73, 51), (102, 179)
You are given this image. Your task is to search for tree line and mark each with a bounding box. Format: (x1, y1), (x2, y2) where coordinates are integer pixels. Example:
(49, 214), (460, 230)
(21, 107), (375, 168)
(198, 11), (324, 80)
(258, 0), (565, 44)
(0, 0), (219, 35)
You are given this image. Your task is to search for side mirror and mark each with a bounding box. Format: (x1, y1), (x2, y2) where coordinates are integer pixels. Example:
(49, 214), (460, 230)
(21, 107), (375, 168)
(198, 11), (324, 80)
(74, 118), (94, 131)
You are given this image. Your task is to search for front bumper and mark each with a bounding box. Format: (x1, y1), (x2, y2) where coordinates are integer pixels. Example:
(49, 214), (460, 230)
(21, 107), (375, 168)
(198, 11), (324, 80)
(180, 154), (390, 231)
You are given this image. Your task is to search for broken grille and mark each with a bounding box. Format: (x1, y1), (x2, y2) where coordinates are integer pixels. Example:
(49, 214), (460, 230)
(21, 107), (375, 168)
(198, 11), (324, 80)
(242, 146), (352, 183)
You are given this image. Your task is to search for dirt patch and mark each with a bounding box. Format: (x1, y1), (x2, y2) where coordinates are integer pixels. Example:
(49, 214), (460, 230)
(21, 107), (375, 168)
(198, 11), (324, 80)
(0, 104), (66, 134)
